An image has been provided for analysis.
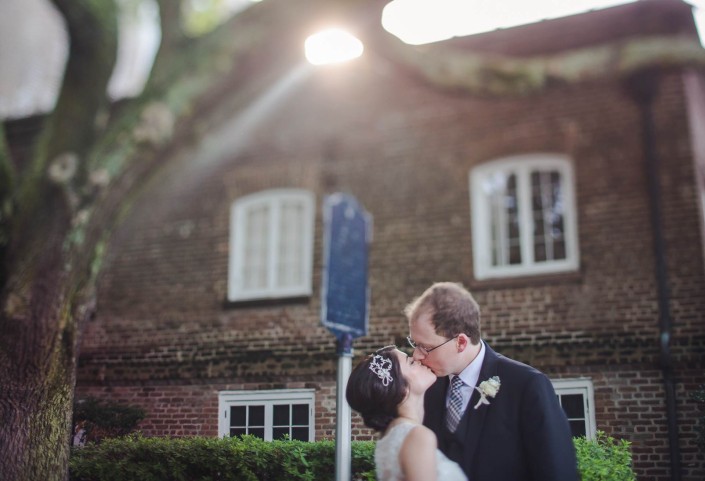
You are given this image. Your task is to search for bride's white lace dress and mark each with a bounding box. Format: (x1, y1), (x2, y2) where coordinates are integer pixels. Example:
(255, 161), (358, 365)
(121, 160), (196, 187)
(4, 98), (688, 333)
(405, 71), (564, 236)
(374, 421), (468, 481)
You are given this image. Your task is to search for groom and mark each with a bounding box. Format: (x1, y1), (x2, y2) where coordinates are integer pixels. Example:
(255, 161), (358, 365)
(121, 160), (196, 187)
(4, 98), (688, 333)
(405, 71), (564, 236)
(405, 282), (578, 481)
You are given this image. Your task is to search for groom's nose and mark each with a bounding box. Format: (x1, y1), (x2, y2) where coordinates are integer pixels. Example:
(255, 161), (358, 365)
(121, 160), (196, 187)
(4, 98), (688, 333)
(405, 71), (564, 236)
(412, 348), (426, 362)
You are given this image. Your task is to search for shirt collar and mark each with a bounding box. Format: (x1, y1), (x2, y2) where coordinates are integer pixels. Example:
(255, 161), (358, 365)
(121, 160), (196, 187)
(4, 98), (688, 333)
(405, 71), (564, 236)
(454, 339), (485, 388)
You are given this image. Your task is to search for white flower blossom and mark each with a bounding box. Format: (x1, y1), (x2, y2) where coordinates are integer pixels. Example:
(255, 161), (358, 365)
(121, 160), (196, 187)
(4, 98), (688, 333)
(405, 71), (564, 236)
(474, 376), (501, 409)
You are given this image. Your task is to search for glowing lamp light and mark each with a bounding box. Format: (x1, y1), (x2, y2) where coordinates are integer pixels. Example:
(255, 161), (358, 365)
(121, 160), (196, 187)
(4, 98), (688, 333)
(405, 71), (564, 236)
(304, 28), (364, 65)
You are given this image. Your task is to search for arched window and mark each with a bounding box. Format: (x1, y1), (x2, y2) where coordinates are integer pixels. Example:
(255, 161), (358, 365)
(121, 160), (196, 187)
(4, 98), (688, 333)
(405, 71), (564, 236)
(470, 154), (579, 280)
(228, 189), (315, 301)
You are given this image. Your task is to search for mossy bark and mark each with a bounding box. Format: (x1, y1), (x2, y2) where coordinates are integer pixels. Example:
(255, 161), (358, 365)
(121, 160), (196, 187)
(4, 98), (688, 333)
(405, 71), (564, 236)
(0, 0), (116, 480)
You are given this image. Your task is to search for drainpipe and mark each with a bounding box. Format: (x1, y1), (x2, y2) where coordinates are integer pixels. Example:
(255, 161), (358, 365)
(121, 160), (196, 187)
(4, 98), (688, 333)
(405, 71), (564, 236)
(627, 69), (681, 481)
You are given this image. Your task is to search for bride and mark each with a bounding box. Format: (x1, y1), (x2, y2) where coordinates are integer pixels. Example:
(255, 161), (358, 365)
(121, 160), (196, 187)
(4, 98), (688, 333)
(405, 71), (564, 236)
(346, 345), (467, 481)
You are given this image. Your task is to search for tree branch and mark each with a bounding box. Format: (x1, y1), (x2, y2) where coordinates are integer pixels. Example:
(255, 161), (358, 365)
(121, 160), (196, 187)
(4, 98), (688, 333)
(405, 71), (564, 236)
(4, 0), (118, 291)
(24, 0), (118, 196)
(152, 0), (187, 72)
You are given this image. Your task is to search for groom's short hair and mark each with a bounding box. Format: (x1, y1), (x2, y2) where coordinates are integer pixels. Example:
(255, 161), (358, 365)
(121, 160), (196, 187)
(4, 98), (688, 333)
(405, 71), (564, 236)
(404, 282), (481, 344)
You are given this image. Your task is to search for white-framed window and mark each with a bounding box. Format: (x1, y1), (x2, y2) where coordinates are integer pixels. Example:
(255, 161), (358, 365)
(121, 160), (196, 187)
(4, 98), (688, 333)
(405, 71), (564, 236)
(470, 154), (579, 280)
(228, 189), (315, 301)
(218, 389), (316, 441)
(552, 378), (596, 439)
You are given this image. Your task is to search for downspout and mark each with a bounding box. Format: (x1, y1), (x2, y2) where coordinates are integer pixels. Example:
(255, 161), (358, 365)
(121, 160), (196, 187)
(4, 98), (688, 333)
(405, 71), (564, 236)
(627, 70), (681, 481)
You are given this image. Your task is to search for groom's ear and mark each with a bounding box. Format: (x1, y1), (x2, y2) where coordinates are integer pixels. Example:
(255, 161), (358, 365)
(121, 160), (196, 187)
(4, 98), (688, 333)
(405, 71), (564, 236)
(456, 334), (470, 352)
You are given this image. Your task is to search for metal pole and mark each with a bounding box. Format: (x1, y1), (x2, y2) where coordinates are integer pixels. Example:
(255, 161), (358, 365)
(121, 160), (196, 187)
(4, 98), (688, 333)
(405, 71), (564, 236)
(335, 334), (353, 481)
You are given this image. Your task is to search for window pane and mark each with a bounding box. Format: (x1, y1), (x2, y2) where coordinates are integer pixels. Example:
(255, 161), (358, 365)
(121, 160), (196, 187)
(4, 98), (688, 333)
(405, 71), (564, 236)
(505, 175), (520, 265)
(569, 420), (587, 438)
(549, 172), (566, 261)
(249, 405), (264, 426)
(230, 427), (246, 437)
(558, 391), (587, 438)
(278, 202), (305, 289)
(531, 171), (549, 262)
(249, 428), (265, 439)
(553, 239), (566, 260)
(291, 427), (309, 441)
(534, 240), (547, 262)
(231, 406), (246, 426)
(273, 427), (290, 440)
(509, 242), (522, 265)
(244, 205), (270, 289)
(531, 169), (567, 263)
(485, 172), (521, 267)
(292, 404), (309, 425)
(273, 404), (290, 426)
(561, 394), (585, 418)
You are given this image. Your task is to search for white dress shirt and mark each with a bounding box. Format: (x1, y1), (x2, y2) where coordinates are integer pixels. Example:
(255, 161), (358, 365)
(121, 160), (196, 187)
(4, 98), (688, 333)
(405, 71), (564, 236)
(446, 340), (486, 414)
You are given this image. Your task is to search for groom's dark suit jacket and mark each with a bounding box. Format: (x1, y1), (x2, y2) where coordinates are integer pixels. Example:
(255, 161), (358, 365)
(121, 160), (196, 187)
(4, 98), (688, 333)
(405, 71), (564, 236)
(423, 344), (579, 481)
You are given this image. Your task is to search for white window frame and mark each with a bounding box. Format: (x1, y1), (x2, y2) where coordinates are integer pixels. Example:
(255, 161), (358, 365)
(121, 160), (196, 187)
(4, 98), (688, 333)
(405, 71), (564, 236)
(218, 389), (316, 441)
(552, 378), (596, 440)
(470, 154), (580, 280)
(228, 189), (315, 301)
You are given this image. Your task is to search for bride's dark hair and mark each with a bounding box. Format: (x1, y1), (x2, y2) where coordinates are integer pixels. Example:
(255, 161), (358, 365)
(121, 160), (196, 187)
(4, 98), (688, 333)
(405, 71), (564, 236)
(345, 345), (409, 432)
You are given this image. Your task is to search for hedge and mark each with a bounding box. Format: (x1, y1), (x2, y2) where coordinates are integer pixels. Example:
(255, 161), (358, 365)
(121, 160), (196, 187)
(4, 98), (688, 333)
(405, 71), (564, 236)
(70, 431), (633, 481)
(70, 435), (375, 481)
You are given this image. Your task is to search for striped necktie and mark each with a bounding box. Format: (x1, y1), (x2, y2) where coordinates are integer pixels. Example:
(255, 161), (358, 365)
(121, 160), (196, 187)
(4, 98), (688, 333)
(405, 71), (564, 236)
(446, 375), (465, 432)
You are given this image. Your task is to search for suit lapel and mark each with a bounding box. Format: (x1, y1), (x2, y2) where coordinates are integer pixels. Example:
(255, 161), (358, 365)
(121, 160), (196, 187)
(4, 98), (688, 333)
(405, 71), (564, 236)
(452, 344), (500, 464)
(424, 377), (449, 438)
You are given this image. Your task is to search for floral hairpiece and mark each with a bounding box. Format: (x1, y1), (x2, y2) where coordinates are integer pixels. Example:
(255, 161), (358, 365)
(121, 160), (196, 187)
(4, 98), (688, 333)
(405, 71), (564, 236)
(369, 354), (393, 386)
(473, 376), (501, 409)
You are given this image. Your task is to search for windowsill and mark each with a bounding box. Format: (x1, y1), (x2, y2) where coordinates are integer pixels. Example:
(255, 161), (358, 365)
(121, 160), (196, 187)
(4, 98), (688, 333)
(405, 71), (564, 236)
(468, 270), (583, 291)
(223, 295), (312, 309)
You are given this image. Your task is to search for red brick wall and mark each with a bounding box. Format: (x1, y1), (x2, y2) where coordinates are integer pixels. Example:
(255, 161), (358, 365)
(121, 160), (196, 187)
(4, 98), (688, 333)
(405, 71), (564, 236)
(77, 381), (343, 441)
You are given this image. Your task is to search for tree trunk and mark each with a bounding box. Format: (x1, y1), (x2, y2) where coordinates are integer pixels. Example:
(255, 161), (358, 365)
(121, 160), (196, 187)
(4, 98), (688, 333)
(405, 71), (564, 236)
(0, 222), (77, 481)
(0, 0), (116, 479)
(0, 172), (92, 479)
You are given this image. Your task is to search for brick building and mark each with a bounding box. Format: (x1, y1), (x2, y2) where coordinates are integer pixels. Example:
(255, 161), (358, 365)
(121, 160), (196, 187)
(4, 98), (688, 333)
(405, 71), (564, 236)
(68, 0), (704, 479)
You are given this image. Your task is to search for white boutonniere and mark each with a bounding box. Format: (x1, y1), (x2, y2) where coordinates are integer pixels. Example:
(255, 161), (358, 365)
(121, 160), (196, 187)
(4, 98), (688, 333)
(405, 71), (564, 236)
(473, 376), (501, 409)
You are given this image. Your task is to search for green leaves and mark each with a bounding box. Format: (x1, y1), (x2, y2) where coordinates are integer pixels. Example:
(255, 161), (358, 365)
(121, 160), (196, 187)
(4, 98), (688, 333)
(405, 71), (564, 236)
(71, 432), (633, 481)
(70, 434), (376, 481)
(574, 431), (636, 481)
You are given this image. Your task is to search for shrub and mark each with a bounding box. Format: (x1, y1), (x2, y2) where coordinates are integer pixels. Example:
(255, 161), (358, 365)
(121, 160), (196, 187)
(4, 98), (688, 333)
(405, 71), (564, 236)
(72, 397), (146, 444)
(574, 431), (636, 481)
(71, 432), (633, 481)
(70, 435), (375, 481)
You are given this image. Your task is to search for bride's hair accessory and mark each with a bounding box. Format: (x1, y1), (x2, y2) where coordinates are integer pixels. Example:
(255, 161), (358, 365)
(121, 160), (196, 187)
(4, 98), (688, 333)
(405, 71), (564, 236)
(369, 354), (394, 386)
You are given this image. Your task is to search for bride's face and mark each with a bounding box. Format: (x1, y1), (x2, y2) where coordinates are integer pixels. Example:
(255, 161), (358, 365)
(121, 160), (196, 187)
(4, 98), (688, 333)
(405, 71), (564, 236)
(393, 349), (437, 393)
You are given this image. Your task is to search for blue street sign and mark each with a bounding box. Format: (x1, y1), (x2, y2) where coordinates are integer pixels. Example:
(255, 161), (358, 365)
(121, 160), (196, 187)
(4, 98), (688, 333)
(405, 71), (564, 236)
(321, 193), (372, 344)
